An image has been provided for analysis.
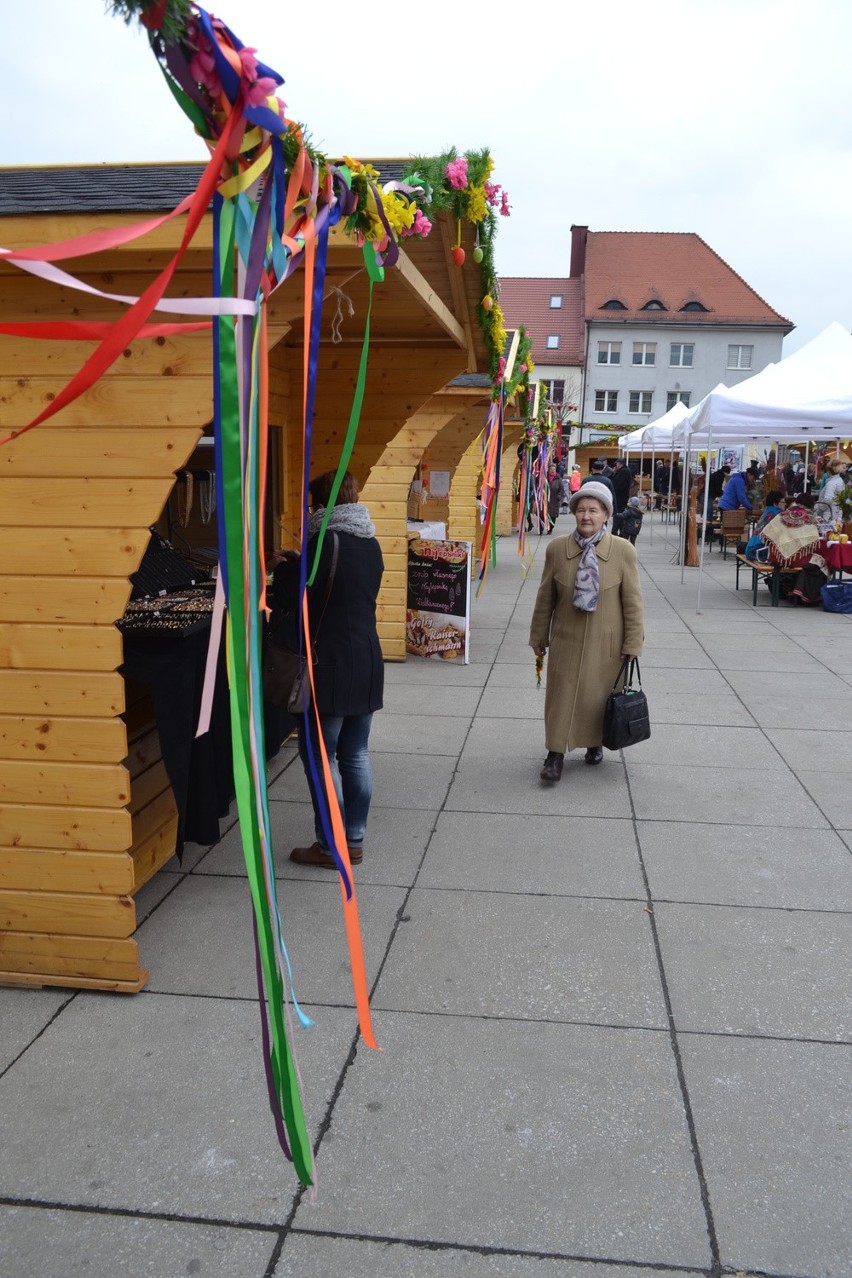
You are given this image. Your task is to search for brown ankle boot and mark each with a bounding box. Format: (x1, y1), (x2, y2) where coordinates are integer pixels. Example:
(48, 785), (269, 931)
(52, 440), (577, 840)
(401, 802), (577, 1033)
(540, 751), (564, 782)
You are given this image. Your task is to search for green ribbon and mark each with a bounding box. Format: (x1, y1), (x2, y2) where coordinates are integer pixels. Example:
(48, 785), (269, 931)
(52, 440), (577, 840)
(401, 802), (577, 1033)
(307, 243), (381, 585)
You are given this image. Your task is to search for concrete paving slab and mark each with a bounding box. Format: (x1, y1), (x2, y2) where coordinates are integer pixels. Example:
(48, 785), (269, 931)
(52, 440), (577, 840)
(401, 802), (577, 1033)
(636, 666), (731, 695)
(765, 728), (852, 772)
(382, 684), (483, 717)
(198, 799), (435, 889)
(0, 1204), (277, 1278)
(475, 686), (552, 719)
(273, 1233), (692, 1277)
(626, 763), (829, 828)
(655, 901), (852, 1039)
(0, 993), (352, 1224)
(797, 770), (852, 826)
(371, 712), (471, 756)
(267, 749), (457, 811)
(680, 1034), (851, 1276)
(136, 874), (404, 1005)
(445, 755), (633, 819)
(133, 865), (185, 924)
(373, 890), (667, 1028)
(638, 820), (852, 911)
(417, 812), (645, 900)
(649, 692), (755, 726)
(736, 692), (852, 730)
(289, 1012), (710, 1268)
(634, 648), (716, 669)
(0, 987), (72, 1073)
(459, 716), (551, 759)
(384, 659), (491, 687)
(723, 668), (852, 698)
(624, 724), (785, 770)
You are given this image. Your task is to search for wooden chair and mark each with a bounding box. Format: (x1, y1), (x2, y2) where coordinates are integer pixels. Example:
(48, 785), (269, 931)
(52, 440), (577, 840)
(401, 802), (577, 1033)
(719, 508), (747, 559)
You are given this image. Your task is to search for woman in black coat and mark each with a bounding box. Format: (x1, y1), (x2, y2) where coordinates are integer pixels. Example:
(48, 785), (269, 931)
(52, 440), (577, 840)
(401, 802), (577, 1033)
(270, 471), (384, 868)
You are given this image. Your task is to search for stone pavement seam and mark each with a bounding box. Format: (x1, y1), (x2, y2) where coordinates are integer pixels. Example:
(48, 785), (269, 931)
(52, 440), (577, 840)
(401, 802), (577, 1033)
(619, 752), (722, 1274)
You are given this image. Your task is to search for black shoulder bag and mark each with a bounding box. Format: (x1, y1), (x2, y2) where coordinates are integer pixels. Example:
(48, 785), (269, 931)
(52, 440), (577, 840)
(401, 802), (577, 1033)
(264, 533), (339, 714)
(602, 657), (650, 751)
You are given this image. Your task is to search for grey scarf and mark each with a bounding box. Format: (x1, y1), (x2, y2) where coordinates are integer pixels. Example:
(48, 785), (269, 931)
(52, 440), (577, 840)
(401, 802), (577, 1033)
(573, 527), (607, 611)
(308, 502), (375, 539)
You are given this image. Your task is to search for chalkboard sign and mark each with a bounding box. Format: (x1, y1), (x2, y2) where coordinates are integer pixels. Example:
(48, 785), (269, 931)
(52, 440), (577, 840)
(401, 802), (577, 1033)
(406, 539), (471, 663)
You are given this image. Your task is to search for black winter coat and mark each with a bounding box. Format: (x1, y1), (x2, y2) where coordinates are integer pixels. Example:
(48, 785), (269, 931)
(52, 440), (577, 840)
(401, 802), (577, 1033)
(272, 530), (384, 717)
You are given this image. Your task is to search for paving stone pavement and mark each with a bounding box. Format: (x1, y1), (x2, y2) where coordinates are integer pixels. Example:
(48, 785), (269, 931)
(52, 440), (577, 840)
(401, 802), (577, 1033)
(2, 515), (851, 1278)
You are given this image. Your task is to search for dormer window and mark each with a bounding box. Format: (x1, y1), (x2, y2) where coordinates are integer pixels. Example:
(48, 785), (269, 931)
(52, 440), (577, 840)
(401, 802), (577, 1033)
(641, 299), (667, 311)
(601, 299), (627, 310)
(681, 300), (708, 312)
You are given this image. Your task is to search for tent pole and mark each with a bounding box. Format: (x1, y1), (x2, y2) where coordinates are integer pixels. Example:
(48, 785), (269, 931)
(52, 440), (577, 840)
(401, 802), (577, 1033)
(679, 437), (691, 582)
(649, 443), (655, 544)
(804, 439), (810, 492)
(664, 445), (675, 548)
(696, 429), (713, 613)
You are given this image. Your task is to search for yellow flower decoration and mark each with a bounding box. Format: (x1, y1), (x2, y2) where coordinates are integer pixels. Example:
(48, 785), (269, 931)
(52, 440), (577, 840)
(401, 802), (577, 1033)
(380, 190), (416, 236)
(465, 185), (488, 223)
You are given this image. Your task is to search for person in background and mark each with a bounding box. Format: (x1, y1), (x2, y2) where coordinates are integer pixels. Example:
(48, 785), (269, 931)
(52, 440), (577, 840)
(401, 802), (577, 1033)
(547, 469), (562, 534)
(581, 458), (616, 501)
(718, 469), (753, 512)
(529, 483), (644, 782)
(618, 495), (644, 545)
(569, 464), (582, 495)
(708, 464), (731, 503)
(822, 454), (851, 525)
(743, 490), (785, 560)
(271, 470), (384, 869)
(653, 461), (668, 510)
(611, 456), (632, 516)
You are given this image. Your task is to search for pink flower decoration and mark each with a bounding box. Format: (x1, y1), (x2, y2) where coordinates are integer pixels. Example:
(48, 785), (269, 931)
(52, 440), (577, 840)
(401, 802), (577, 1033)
(402, 209), (433, 238)
(484, 181), (501, 206)
(500, 191), (511, 217)
(520, 363), (527, 373)
(446, 157), (469, 190)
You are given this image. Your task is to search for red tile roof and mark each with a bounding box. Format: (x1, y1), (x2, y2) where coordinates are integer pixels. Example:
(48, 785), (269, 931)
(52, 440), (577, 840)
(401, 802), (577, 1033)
(582, 232), (792, 329)
(499, 277), (585, 366)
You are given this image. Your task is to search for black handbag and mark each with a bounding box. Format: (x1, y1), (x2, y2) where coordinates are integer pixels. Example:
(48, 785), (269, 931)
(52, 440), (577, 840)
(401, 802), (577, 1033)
(602, 657), (650, 751)
(263, 533), (338, 713)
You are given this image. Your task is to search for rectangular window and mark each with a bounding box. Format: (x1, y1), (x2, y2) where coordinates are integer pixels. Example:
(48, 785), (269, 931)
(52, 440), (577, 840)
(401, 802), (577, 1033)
(594, 390), (618, 413)
(543, 378), (565, 404)
(629, 391), (653, 414)
(632, 341), (656, 366)
(670, 342), (694, 367)
(666, 391), (691, 410)
(549, 295), (563, 308)
(597, 341), (621, 365)
(546, 334), (560, 349)
(727, 344), (753, 369)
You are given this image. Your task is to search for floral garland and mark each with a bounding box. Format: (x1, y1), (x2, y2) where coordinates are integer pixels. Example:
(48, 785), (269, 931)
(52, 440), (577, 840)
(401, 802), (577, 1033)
(402, 148), (511, 386)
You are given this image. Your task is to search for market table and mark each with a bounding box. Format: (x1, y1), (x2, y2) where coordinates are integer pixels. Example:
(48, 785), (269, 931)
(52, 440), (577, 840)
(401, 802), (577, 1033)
(819, 539), (852, 577)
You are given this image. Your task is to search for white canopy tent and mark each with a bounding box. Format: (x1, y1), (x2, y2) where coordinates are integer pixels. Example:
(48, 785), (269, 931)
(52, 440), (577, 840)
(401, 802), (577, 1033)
(620, 401), (693, 544)
(672, 323), (852, 609)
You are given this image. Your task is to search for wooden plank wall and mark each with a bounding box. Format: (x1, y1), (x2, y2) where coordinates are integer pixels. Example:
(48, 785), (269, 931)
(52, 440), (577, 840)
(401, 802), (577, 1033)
(0, 253), (209, 991)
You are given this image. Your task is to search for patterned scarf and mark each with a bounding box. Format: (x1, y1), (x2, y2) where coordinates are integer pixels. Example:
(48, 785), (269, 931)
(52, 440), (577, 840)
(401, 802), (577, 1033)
(573, 526), (607, 612)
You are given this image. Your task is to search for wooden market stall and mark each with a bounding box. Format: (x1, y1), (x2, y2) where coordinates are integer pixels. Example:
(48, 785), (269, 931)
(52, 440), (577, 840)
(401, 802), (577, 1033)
(0, 160), (495, 991)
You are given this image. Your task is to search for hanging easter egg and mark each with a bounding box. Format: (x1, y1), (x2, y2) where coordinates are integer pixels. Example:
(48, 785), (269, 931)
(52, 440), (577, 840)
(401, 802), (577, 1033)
(482, 294), (494, 311)
(451, 246), (466, 267)
(473, 246), (484, 264)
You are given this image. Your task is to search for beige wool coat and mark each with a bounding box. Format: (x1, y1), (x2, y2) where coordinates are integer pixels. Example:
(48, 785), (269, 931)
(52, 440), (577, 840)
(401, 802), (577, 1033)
(529, 533), (645, 752)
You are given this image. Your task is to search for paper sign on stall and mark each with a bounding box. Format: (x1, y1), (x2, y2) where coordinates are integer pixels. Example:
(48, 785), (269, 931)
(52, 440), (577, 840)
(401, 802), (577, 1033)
(406, 539), (471, 663)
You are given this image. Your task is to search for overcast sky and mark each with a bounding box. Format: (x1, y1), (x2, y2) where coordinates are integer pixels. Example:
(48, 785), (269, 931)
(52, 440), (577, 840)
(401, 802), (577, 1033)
(3, 0), (851, 355)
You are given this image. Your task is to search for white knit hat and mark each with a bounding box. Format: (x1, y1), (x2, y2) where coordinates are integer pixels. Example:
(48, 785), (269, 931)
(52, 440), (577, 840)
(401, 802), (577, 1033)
(569, 482), (613, 518)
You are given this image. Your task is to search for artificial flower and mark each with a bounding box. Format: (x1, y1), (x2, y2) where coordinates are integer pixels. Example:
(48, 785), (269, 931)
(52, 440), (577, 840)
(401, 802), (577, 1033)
(446, 157), (469, 190)
(401, 209), (433, 238)
(500, 191), (511, 217)
(380, 190), (416, 236)
(465, 184), (488, 223)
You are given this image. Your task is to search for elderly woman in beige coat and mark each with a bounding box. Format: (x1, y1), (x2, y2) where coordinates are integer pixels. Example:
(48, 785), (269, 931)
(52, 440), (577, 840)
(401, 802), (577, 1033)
(529, 482), (644, 781)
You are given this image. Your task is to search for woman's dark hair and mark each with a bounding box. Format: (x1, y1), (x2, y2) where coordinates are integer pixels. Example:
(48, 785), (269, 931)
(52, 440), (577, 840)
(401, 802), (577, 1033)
(309, 470), (359, 509)
(765, 489), (784, 506)
(795, 491), (817, 509)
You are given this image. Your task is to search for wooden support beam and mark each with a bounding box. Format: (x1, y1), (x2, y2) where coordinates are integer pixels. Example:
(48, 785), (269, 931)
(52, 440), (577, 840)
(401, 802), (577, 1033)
(393, 246), (468, 352)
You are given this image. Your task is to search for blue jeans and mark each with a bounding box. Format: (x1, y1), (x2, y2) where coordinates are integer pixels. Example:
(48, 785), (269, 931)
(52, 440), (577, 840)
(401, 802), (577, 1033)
(298, 713), (374, 849)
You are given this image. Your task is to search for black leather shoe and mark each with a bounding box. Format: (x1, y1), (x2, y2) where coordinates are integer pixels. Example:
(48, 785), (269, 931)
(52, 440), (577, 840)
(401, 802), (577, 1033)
(584, 747), (604, 765)
(540, 751), (564, 781)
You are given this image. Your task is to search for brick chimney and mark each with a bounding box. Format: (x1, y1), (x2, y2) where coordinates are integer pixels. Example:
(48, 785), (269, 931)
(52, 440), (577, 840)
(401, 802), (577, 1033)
(570, 224), (588, 279)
